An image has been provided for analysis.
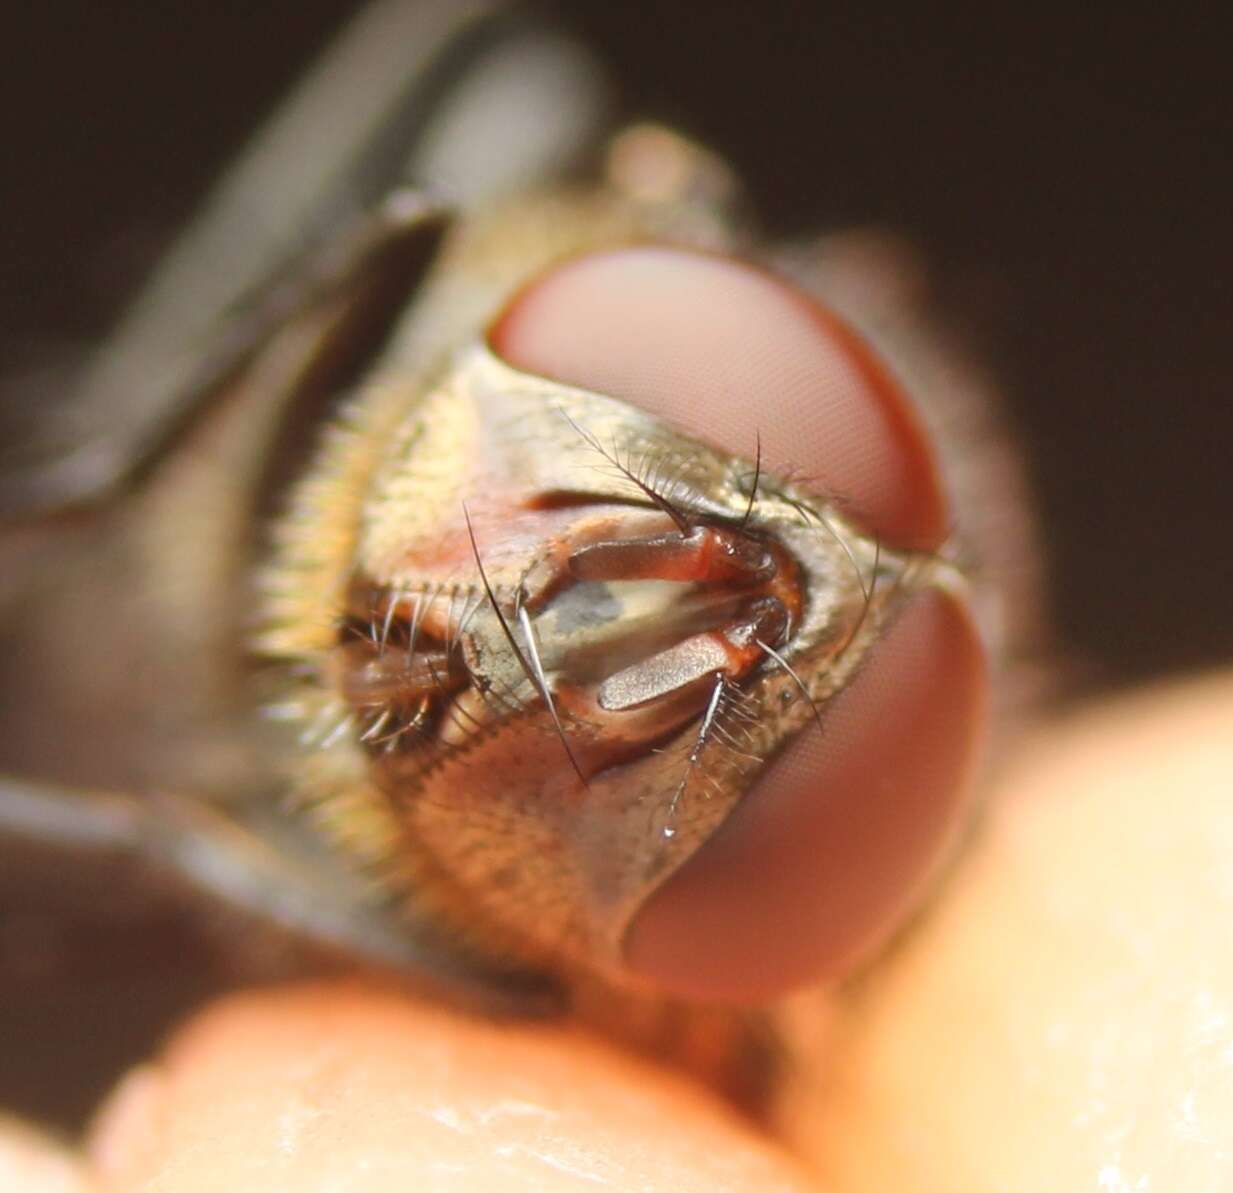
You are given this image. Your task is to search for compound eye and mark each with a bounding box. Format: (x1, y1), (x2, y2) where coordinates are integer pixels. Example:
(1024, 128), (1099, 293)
(489, 246), (985, 1001)
(625, 589), (987, 1001)
(490, 245), (949, 552)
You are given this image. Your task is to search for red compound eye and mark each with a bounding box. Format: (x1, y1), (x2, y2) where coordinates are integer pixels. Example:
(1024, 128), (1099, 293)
(490, 245), (949, 552)
(490, 246), (986, 1001)
(624, 589), (987, 1001)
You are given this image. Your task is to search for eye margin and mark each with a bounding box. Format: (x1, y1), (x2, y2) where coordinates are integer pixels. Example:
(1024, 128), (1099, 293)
(620, 585), (990, 1003)
(487, 242), (952, 556)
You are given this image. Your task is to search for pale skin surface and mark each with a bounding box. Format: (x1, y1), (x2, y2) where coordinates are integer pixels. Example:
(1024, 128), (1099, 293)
(5, 669), (1233, 1191)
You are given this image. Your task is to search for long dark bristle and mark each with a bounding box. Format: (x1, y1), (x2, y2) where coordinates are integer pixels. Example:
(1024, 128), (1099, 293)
(835, 537), (882, 660)
(559, 409), (693, 534)
(739, 430), (762, 529)
(463, 503), (588, 790)
(756, 638), (824, 735)
(517, 602), (589, 789)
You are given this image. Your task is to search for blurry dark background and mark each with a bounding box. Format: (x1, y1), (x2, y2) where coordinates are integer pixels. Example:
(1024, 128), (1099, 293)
(4, 2), (1231, 684)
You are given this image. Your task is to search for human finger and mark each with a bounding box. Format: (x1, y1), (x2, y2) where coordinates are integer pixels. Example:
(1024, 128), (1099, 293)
(0, 1115), (94, 1193)
(792, 671), (1233, 1190)
(85, 981), (819, 1193)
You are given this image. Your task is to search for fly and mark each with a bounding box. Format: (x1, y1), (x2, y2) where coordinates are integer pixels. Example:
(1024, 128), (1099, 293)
(0, 0), (1035, 1128)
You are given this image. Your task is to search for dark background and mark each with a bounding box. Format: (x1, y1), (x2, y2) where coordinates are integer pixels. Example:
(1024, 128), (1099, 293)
(3, 4), (1230, 679)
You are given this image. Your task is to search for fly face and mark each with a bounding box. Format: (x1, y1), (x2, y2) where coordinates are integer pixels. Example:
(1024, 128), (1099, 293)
(1, 1), (1032, 1127)
(261, 242), (988, 1004)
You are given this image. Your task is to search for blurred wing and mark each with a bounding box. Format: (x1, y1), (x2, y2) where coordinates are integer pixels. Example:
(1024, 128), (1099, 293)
(0, 0), (614, 1037)
(0, 0), (611, 518)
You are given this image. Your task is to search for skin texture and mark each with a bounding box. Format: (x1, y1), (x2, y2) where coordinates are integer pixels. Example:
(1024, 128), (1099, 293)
(794, 670), (1233, 1190)
(12, 669), (1233, 1191)
(0, 1118), (91, 1193)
